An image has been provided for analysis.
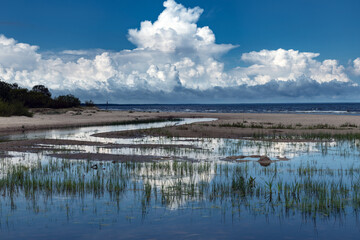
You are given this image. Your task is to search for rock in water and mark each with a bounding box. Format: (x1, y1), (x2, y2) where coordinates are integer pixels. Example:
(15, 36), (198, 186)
(258, 156), (272, 167)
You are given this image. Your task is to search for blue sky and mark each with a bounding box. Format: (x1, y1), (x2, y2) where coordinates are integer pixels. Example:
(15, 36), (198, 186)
(0, 0), (360, 103)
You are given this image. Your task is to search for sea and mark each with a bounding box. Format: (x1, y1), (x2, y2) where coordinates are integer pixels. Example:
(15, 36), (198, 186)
(96, 102), (360, 115)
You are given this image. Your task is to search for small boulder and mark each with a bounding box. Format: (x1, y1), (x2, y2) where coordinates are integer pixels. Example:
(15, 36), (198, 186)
(259, 156), (271, 162)
(258, 156), (272, 167)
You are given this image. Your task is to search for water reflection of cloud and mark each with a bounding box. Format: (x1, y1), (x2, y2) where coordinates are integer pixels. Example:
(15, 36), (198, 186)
(137, 161), (216, 210)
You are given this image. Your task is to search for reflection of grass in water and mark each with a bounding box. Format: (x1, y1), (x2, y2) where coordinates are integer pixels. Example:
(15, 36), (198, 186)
(1, 158), (360, 221)
(216, 122), (360, 142)
(252, 132), (360, 142)
(220, 138), (360, 160)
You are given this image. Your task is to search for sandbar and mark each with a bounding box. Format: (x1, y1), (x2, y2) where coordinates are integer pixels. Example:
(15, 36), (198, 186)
(1, 107), (360, 139)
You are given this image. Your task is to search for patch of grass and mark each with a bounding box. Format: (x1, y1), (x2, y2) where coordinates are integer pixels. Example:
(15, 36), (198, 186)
(340, 122), (358, 128)
(301, 132), (360, 141)
(269, 123), (293, 129)
(251, 131), (360, 141)
(305, 124), (336, 130)
(219, 121), (351, 131)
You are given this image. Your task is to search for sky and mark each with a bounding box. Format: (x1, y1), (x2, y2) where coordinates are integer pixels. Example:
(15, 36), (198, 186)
(0, 0), (360, 103)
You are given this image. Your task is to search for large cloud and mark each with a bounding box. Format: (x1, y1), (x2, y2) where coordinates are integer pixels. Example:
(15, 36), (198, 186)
(128, 0), (234, 55)
(232, 49), (349, 86)
(0, 35), (40, 71)
(0, 0), (358, 102)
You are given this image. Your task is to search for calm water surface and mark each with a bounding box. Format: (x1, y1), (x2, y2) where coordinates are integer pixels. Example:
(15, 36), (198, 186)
(1, 118), (360, 239)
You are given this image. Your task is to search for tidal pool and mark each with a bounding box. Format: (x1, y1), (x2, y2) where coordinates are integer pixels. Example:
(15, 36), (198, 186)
(1, 118), (360, 239)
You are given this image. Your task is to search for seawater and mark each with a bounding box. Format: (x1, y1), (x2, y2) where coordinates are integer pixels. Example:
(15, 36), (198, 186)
(97, 102), (360, 115)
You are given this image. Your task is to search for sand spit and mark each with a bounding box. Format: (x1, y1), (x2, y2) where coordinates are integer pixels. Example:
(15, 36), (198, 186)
(91, 112), (360, 140)
(2, 109), (360, 140)
(0, 107), (187, 135)
(92, 124), (359, 141)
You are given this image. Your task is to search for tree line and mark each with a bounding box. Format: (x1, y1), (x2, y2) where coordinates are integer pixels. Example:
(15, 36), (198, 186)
(0, 80), (81, 117)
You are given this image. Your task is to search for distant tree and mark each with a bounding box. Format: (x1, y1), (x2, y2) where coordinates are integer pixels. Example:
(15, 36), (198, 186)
(32, 85), (51, 98)
(85, 100), (95, 107)
(24, 91), (51, 108)
(0, 80), (18, 101)
(51, 94), (81, 108)
(0, 80), (82, 116)
(10, 88), (29, 102)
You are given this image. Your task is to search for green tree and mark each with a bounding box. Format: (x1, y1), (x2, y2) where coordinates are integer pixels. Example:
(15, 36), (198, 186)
(51, 94), (81, 108)
(32, 85), (52, 98)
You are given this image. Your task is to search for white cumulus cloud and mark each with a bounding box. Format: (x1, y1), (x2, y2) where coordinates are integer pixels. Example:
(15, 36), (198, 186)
(232, 48), (349, 86)
(0, 0), (358, 102)
(0, 35), (40, 71)
(128, 0), (234, 55)
(353, 58), (360, 75)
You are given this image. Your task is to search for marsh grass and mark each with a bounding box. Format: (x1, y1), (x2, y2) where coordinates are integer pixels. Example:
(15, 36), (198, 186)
(340, 122), (358, 128)
(251, 132), (360, 141)
(219, 122), (357, 131)
(1, 157), (360, 221)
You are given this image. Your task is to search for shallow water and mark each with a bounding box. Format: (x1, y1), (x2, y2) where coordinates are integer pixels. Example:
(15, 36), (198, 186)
(1, 118), (360, 239)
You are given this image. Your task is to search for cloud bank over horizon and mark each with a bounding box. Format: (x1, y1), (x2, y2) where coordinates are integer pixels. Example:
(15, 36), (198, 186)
(0, 0), (359, 103)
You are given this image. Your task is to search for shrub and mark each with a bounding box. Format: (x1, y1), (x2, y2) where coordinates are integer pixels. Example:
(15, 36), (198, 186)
(0, 80), (82, 116)
(51, 94), (81, 108)
(23, 91), (52, 108)
(85, 100), (95, 107)
(0, 81), (19, 102)
(32, 85), (51, 98)
(0, 100), (33, 117)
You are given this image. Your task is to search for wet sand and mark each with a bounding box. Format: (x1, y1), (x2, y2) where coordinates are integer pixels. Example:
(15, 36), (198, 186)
(1, 108), (360, 139)
(0, 138), (201, 162)
(47, 153), (197, 162)
(0, 139), (201, 153)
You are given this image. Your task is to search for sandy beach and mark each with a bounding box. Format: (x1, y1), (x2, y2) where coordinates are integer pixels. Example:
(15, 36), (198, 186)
(1, 107), (360, 139)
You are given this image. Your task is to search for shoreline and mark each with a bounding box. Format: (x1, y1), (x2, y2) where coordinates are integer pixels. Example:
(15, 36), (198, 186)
(1, 108), (360, 161)
(2, 108), (360, 139)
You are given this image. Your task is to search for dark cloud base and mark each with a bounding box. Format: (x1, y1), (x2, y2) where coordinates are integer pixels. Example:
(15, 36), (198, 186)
(52, 78), (360, 104)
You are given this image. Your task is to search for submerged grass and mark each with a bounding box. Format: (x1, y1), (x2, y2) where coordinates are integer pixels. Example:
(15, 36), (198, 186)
(1, 157), (360, 221)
